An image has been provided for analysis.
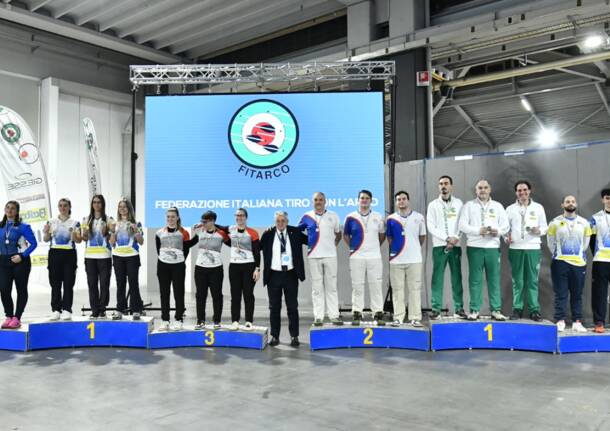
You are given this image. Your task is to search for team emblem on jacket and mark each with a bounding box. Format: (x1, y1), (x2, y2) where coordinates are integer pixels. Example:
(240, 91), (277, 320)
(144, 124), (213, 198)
(228, 99), (299, 168)
(1, 123), (20, 144)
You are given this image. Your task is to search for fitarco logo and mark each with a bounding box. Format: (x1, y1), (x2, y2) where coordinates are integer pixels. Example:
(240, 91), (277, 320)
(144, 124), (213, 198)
(228, 99), (299, 179)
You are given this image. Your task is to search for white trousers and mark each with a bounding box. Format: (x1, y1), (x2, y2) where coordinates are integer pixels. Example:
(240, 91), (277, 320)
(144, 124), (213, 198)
(389, 263), (423, 322)
(309, 257), (339, 320)
(350, 258), (383, 313)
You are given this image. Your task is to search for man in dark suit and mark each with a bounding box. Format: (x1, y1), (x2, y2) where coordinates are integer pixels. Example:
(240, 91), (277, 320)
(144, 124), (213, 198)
(260, 211), (308, 347)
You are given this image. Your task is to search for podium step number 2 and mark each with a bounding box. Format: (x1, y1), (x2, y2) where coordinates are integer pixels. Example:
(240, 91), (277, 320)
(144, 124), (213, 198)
(310, 326), (430, 351)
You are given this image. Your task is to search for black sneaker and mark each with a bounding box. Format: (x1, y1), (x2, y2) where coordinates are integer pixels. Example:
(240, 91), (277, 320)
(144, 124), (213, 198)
(269, 337), (280, 346)
(429, 310), (441, 320)
(454, 309), (467, 319)
(374, 312), (386, 326)
(132, 312), (141, 321)
(194, 321), (206, 330)
(530, 311), (542, 322)
(98, 312), (107, 319)
(290, 337), (300, 347)
(352, 311), (362, 326)
(510, 310), (522, 320)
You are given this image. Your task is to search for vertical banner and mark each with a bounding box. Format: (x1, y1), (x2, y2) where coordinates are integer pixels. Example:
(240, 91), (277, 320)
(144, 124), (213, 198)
(83, 117), (102, 199)
(0, 105), (51, 266)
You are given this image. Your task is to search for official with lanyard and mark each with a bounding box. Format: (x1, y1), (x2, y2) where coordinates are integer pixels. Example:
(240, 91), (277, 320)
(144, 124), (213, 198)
(260, 211), (308, 347)
(0, 200), (37, 329)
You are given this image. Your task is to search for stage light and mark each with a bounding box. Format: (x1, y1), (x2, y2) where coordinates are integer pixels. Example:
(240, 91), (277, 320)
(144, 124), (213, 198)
(520, 97), (532, 112)
(537, 127), (558, 147)
(583, 34), (605, 50)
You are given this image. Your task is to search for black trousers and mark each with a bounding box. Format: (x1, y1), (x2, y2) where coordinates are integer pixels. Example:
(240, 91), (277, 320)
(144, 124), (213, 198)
(0, 256), (31, 319)
(85, 258), (112, 317)
(592, 261), (610, 325)
(48, 249), (77, 313)
(194, 265), (223, 323)
(267, 269), (299, 338)
(113, 255), (143, 313)
(157, 261), (185, 321)
(229, 263), (256, 323)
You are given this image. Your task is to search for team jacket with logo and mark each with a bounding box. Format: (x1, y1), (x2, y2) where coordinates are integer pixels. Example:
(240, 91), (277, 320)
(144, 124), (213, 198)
(590, 210), (610, 262)
(459, 199), (509, 248)
(505, 200), (548, 250)
(426, 196), (463, 247)
(225, 226), (261, 267)
(547, 215), (592, 267)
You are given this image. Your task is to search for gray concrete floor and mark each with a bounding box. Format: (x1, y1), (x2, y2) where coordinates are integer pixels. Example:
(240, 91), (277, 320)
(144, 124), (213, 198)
(2, 291), (610, 431)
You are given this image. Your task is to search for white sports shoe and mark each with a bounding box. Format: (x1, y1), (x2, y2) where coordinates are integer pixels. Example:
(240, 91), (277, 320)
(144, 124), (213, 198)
(467, 311), (479, 321)
(409, 320), (423, 327)
(390, 319), (401, 327)
(556, 320), (566, 332)
(49, 311), (60, 321)
(171, 320), (183, 331)
(159, 320), (170, 331)
(491, 311), (507, 321)
(244, 322), (253, 331)
(572, 321), (587, 333)
(230, 321), (240, 331)
(61, 311), (72, 321)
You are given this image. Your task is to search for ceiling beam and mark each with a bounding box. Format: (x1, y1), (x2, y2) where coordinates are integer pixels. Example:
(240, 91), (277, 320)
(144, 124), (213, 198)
(177, 0), (340, 57)
(0, 4), (181, 64)
(595, 83), (610, 119)
(454, 105), (495, 149)
(76, 0), (136, 26)
(101, 0), (190, 34)
(436, 126), (475, 153)
(119, 0), (218, 40)
(29, 0), (52, 12)
(497, 117), (533, 145)
(559, 105), (605, 136)
(594, 60), (610, 79)
(138, 0), (243, 46)
(53, 0), (96, 19)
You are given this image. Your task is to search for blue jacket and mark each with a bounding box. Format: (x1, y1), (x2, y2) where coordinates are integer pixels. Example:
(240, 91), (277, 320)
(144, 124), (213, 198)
(0, 220), (37, 257)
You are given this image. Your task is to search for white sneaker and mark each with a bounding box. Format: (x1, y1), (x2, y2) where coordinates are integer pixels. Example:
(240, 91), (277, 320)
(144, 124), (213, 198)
(467, 312), (479, 321)
(390, 319), (401, 327)
(159, 320), (170, 331)
(409, 320), (423, 327)
(244, 322), (253, 331)
(171, 320), (183, 331)
(230, 321), (240, 331)
(556, 320), (566, 332)
(61, 311), (72, 321)
(49, 311), (60, 321)
(491, 311), (507, 321)
(572, 321), (587, 333)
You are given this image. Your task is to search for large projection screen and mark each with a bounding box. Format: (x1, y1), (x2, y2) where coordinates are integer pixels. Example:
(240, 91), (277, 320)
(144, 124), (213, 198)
(145, 92), (385, 228)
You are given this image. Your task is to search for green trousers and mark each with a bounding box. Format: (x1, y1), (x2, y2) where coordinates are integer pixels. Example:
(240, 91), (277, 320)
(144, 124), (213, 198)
(431, 246), (463, 312)
(508, 248), (541, 313)
(467, 247), (502, 313)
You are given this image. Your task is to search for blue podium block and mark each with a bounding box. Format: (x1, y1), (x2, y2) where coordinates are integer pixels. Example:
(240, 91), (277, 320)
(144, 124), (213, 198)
(430, 318), (557, 352)
(309, 324), (430, 351)
(0, 327), (28, 351)
(558, 331), (610, 353)
(148, 325), (269, 350)
(28, 317), (152, 350)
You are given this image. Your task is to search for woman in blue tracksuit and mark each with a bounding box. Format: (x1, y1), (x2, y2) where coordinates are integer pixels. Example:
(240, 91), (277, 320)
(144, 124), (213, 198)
(0, 200), (37, 329)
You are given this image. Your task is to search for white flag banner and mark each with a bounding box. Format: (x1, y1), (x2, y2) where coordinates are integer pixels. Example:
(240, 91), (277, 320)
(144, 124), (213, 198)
(0, 105), (51, 266)
(83, 117), (102, 199)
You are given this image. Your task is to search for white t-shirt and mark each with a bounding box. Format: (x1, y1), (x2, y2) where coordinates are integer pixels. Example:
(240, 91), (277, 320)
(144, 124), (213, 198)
(298, 210), (340, 258)
(343, 210), (385, 259)
(386, 211), (426, 264)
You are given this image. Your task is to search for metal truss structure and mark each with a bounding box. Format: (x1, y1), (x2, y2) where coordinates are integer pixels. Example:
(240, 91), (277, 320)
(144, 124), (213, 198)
(129, 61), (395, 87)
